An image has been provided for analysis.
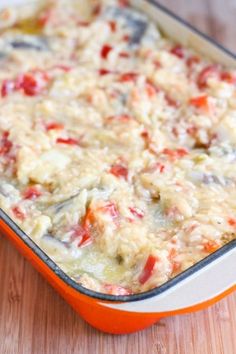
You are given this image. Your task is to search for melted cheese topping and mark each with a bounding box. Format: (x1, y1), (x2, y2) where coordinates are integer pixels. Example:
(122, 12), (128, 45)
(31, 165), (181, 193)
(0, 0), (235, 295)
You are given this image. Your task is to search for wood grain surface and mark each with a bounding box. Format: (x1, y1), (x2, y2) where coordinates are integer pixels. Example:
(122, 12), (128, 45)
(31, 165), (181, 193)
(0, 1), (236, 353)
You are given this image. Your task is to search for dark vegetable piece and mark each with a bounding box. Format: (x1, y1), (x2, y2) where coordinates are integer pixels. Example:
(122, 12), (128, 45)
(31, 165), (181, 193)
(9, 36), (49, 52)
(104, 6), (148, 45)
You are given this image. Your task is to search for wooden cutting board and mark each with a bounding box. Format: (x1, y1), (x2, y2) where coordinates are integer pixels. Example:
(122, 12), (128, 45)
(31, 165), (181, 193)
(0, 1), (236, 353)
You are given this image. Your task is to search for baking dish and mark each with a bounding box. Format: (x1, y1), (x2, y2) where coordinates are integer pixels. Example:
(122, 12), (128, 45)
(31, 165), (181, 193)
(0, 0), (235, 334)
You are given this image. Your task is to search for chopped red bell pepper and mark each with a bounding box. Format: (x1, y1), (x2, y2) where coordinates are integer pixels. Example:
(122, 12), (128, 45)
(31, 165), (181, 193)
(72, 225), (91, 248)
(56, 137), (79, 145)
(23, 186), (42, 200)
(38, 8), (53, 27)
(203, 240), (219, 253)
(141, 129), (150, 140)
(162, 148), (188, 159)
(139, 255), (158, 284)
(104, 284), (131, 295)
(155, 162), (165, 173)
(50, 64), (72, 73)
(46, 122), (64, 131)
(0, 131), (13, 155)
(197, 64), (219, 89)
(108, 21), (117, 32)
(2, 70), (49, 97)
(122, 34), (130, 42)
(118, 0), (129, 7)
(168, 248), (181, 273)
(119, 52), (130, 58)
(99, 202), (119, 219)
(165, 94), (179, 107)
(145, 82), (158, 98)
(189, 94), (209, 110)
(17, 70), (49, 96)
(73, 208), (94, 248)
(101, 45), (113, 59)
(186, 125), (198, 136)
(129, 207), (144, 219)
(12, 206), (26, 221)
(172, 261), (181, 273)
(119, 72), (138, 82)
(77, 21), (90, 27)
(228, 218), (236, 227)
(99, 68), (112, 76)
(186, 56), (200, 68)
(153, 60), (161, 69)
(1, 80), (15, 97)
(170, 45), (184, 59)
(220, 71), (236, 84)
(107, 114), (132, 122)
(93, 4), (101, 16)
(110, 164), (128, 180)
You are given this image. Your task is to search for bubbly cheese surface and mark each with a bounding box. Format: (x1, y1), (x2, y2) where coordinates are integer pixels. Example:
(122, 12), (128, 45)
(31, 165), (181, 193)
(0, 0), (236, 295)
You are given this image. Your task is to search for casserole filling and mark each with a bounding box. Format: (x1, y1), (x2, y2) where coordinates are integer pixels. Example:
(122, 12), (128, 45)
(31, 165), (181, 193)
(0, 0), (235, 295)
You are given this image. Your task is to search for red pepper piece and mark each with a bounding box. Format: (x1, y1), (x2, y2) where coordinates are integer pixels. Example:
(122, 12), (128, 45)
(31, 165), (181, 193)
(203, 240), (219, 253)
(38, 8), (53, 27)
(51, 65), (72, 72)
(12, 206), (26, 221)
(170, 45), (184, 59)
(119, 52), (130, 58)
(165, 94), (179, 108)
(108, 21), (117, 32)
(119, 72), (138, 82)
(23, 186), (42, 200)
(0, 131), (13, 155)
(168, 248), (181, 273)
(153, 60), (161, 69)
(77, 21), (90, 27)
(93, 4), (101, 16)
(163, 148), (188, 159)
(101, 45), (113, 59)
(99, 68), (112, 76)
(104, 284), (131, 295)
(73, 208), (94, 248)
(1, 80), (15, 97)
(129, 207), (144, 219)
(99, 202), (119, 220)
(221, 71), (236, 84)
(46, 122), (64, 131)
(72, 225), (91, 248)
(110, 164), (128, 180)
(186, 56), (200, 68)
(155, 163), (165, 173)
(228, 218), (236, 227)
(17, 71), (49, 96)
(139, 255), (158, 284)
(107, 114), (132, 122)
(186, 125), (198, 136)
(145, 82), (158, 98)
(189, 94), (209, 110)
(122, 34), (130, 42)
(118, 0), (129, 7)
(197, 65), (219, 89)
(56, 137), (79, 145)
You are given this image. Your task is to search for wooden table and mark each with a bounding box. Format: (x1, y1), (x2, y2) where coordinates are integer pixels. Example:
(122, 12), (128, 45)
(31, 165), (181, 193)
(0, 1), (236, 353)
